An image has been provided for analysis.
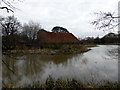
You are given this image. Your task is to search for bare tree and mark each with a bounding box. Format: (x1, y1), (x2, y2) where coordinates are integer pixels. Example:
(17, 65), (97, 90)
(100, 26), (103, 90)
(22, 21), (41, 41)
(91, 11), (120, 31)
(1, 15), (21, 49)
(1, 15), (21, 36)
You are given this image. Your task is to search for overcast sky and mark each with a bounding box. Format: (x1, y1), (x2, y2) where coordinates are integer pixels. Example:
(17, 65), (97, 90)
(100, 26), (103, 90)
(0, 0), (119, 38)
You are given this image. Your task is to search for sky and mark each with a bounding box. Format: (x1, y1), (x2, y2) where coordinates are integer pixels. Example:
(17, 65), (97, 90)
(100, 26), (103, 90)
(0, 0), (119, 38)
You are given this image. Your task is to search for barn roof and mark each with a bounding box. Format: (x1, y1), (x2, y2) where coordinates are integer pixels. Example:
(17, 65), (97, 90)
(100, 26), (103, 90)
(37, 31), (80, 44)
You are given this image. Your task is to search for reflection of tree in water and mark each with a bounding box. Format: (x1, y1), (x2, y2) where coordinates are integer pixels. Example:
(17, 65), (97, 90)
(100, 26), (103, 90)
(23, 54), (44, 76)
(2, 55), (17, 85)
(22, 54), (79, 76)
(81, 58), (88, 64)
(70, 53), (88, 65)
(106, 46), (118, 60)
(39, 53), (89, 82)
(3, 54), (44, 85)
(37, 54), (78, 64)
(2, 53), (87, 86)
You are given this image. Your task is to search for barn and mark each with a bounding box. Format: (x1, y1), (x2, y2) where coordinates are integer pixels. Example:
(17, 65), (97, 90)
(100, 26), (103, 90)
(37, 30), (80, 44)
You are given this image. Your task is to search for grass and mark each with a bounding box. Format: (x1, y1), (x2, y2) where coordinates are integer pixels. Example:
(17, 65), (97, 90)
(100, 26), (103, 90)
(3, 76), (119, 88)
(84, 44), (97, 48)
(3, 44), (96, 55)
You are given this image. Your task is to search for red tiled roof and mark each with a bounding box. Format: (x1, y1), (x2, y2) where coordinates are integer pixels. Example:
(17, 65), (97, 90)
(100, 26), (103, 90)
(37, 31), (80, 44)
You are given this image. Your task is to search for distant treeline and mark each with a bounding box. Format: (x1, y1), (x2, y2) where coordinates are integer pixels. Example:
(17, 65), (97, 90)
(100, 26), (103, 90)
(80, 33), (119, 44)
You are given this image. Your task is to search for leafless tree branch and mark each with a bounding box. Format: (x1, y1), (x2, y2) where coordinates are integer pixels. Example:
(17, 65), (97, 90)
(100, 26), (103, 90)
(91, 11), (120, 31)
(2, 60), (15, 74)
(0, 0), (21, 13)
(0, 6), (14, 12)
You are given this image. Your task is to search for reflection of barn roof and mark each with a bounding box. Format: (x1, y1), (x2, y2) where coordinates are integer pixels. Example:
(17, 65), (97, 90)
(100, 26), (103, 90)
(37, 31), (80, 44)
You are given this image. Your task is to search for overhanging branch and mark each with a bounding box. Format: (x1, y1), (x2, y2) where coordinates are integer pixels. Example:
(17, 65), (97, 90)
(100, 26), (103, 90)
(0, 6), (14, 13)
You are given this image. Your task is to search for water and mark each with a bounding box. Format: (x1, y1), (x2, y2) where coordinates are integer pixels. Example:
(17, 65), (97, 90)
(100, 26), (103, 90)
(2, 45), (118, 86)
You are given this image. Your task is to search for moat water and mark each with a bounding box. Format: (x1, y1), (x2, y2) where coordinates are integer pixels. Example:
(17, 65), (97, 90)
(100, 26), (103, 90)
(2, 45), (118, 86)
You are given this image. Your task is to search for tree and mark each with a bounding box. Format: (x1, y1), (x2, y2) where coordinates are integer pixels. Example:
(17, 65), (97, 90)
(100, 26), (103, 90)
(1, 15), (21, 49)
(1, 15), (21, 36)
(22, 21), (41, 41)
(52, 26), (69, 33)
(94, 37), (101, 44)
(91, 11), (120, 30)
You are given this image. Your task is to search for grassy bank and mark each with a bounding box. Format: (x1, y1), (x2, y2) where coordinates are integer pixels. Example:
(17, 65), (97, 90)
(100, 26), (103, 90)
(3, 76), (119, 88)
(3, 44), (96, 55)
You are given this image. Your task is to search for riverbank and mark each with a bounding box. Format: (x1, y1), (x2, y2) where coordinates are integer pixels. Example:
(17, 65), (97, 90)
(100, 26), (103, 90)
(3, 44), (96, 55)
(3, 76), (119, 88)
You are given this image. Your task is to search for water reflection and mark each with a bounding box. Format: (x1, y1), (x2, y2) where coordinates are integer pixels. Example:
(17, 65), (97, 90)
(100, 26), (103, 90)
(2, 45), (118, 86)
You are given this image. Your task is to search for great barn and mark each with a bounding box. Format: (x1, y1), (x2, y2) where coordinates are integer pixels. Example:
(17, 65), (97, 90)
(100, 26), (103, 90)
(37, 30), (80, 44)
